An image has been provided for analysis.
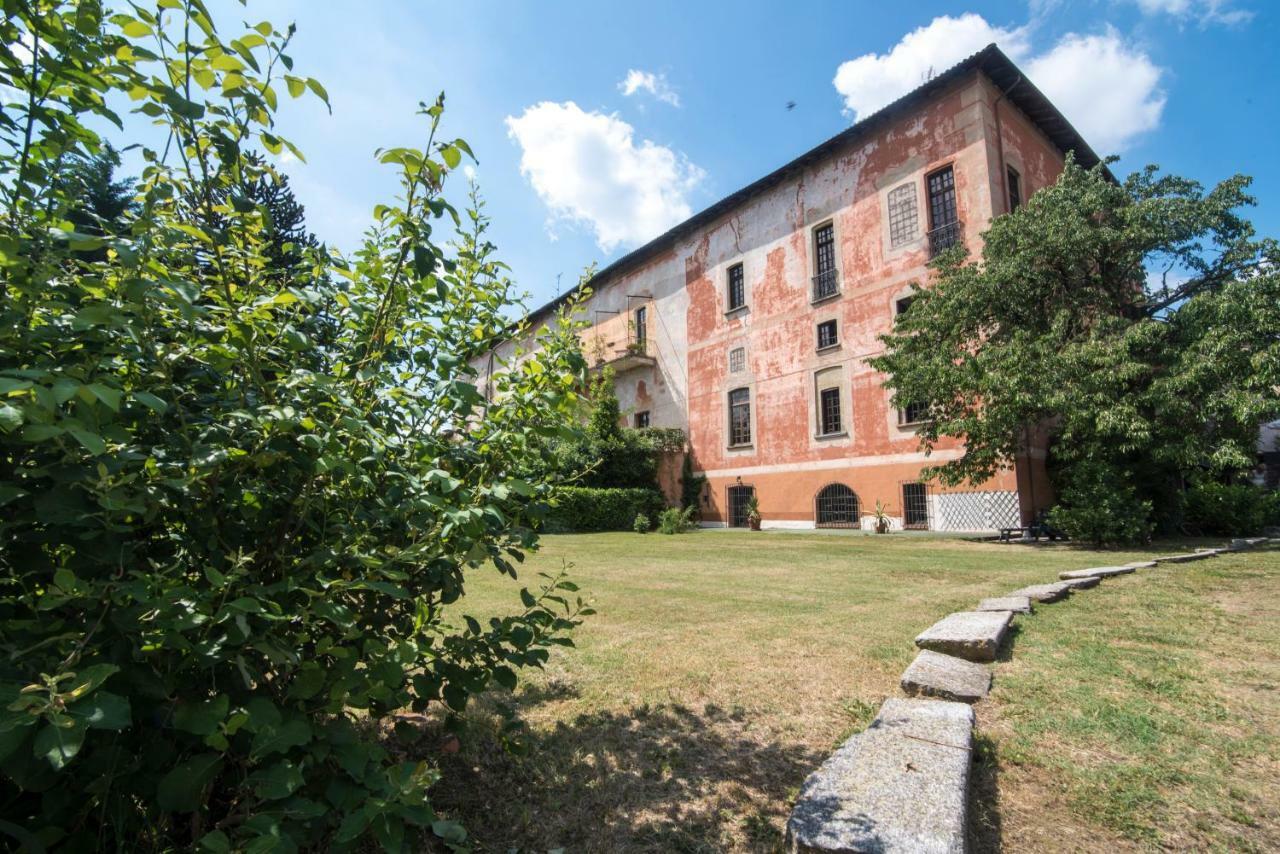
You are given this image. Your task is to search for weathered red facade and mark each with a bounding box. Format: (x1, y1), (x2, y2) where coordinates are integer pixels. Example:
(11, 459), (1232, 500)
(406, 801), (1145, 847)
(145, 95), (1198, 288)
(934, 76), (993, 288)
(487, 47), (1104, 532)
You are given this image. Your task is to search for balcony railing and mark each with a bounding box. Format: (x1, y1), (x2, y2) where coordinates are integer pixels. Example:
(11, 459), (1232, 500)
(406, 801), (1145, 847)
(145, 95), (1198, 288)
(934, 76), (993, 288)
(928, 220), (964, 258)
(811, 268), (840, 302)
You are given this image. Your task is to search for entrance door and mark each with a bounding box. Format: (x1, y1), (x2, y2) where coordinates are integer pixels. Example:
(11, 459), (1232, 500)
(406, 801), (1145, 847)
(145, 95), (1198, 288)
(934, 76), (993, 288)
(728, 485), (755, 528)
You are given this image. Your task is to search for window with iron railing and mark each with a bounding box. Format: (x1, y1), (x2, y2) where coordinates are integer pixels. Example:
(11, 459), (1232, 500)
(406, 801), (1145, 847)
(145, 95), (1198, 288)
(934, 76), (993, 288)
(728, 387), (751, 446)
(927, 166), (961, 258)
(812, 222), (838, 301)
(727, 263), (745, 311)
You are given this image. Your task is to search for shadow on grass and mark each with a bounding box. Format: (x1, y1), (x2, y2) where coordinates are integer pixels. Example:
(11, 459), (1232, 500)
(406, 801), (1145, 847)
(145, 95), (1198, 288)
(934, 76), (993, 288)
(413, 699), (824, 853)
(968, 732), (1004, 851)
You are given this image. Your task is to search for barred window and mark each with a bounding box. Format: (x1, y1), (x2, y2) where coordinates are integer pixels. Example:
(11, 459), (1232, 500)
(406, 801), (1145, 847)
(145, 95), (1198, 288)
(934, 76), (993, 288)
(899, 400), (930, 425)
(887, 183), (919, 248)
(727, 263), (745, 311)
(817, 319), (838, 350)
(729, 387), (751, 446)
(728, 346), (746, 374)
(903, 482), (929, 529)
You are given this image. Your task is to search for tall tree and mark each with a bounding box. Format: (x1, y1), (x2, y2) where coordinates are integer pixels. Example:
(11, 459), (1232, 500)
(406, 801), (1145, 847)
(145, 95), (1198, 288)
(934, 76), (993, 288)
(871, 157), (1279, 541)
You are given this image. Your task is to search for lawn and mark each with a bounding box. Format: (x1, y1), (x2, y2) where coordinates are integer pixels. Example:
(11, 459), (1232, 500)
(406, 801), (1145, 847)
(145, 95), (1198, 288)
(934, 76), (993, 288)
(421, 531), (1278, 852)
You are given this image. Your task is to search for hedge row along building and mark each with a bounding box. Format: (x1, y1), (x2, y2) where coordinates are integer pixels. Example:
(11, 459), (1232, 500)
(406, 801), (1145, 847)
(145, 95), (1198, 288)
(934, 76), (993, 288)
(483, 45), (1107, 532)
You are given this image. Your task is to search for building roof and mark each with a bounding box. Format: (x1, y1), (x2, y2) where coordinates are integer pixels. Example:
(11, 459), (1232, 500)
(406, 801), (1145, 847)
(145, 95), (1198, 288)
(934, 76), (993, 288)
(522, 43), (1106, 325)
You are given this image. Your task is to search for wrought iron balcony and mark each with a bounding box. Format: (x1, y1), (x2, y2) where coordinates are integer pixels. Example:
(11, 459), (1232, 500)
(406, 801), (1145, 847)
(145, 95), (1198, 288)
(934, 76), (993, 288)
(811, 269), (840, 302)
(928, 220), (964, 258)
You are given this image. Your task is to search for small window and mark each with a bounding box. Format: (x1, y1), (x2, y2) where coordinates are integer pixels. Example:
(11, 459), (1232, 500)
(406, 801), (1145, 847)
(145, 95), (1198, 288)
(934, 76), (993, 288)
(727, 263), (745, 311)
(633, 305), (647, 344)
(634, 410), (650, 428)
(819, 387), (842, 435)
(817, 319), (839, 350)
(1007, 165), (1022, 212)
(895, 296), (915, 316)
(728, 346), (746, 374)
(899, 400), (930, 426)
(903, 482), (929, 529)
(887, 182), (919, 248)
(728, 387), (751, 446)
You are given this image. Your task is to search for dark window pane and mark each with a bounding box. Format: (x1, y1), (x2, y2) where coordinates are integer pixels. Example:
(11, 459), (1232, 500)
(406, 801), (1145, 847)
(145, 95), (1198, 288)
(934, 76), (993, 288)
(816, 483), (860, 528)
(895, 296), (915, 316)
(1007, 165), (1021, 212)
(634, 306), (647, 343)
(729, 387), (751, 446)
(727, 264), (745, 310)
(820, 387), (842, 435)
(903, 482), (928, 528)
(634, 410), (650, 428)
(812, 223), (838, 301)
(728, 485), (755, 527)
(927, 167), (957, 228)
(900, 400), (930, 425)
(817, 319), (838, 349)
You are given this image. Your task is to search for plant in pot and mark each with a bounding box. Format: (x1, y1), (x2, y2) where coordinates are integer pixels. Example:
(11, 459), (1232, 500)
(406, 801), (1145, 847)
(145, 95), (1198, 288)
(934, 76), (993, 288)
(871, 499), (891, 534)
(745, 495), (762, 531)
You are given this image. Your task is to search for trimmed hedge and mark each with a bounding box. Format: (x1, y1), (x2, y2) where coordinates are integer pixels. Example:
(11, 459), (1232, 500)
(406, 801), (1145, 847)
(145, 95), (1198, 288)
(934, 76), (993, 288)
(544, 487), (667, 533)
(1182, 482), (1280, 536)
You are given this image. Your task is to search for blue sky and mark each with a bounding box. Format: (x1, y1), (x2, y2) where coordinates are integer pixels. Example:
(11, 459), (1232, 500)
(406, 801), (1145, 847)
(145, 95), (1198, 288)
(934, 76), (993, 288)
(222, 0), (1278, 311)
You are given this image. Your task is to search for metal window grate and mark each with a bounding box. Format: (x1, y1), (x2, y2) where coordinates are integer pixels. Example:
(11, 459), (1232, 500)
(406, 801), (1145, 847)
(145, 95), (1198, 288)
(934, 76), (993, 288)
(728, 346), (745, 374)
(728, 485), (754, 527)
(817, 319), (838, 349)
(815, 483), (859, 528)
(1007, 165), (1021, 212)
(887, 183), (919, 248)
(903, 482), (929, 529)
(729, 387), (751, 446)
(727, 264), (745, 310)
(819, 387), (842, 435)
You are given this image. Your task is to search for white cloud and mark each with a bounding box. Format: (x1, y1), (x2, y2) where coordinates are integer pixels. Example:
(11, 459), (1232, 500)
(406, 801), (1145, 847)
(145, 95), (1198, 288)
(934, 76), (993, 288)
(1026, 30), (1165, 154)
(1128, 0), (1253, 26)
(832, 15), (1165, 154)
(833, 14), (1032, 119)
(618, 69), (681, 107)
(505, 101), (704, 252)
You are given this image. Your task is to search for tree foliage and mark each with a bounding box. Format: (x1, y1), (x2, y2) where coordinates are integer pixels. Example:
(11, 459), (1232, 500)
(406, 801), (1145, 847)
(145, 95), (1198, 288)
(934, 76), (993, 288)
(0, 1), (590, 850)
(871, 156), (1280, 539)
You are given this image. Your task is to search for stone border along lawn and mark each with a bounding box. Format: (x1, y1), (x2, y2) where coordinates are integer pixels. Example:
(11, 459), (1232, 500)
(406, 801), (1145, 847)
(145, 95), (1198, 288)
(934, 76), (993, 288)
(784, 536), (1273, 854)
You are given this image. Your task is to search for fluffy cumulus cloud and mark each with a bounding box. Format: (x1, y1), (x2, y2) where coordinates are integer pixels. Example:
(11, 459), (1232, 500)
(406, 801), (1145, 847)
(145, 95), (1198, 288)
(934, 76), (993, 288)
(1025, 30), (1165, 154)
(833, 14), (1032, 119)
(618, 69), (681, 107)
(832, 14), (1166, 154)
(505, 101), (705, 251)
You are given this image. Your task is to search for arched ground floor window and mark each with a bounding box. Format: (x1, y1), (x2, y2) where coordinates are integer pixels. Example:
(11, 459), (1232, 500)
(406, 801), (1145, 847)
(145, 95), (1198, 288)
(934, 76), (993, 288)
(815, 483), (859, 528)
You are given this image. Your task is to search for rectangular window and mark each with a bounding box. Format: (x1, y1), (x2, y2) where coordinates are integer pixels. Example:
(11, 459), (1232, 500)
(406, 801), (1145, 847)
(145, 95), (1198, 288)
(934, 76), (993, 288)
(728, 346), (746, 374)
(899, 400), (930, 426)
(727, 263), (745, 311)
(926, 166), (961, 257)
(634, 410), (650, 429)
(903, 482), (929, 529)
(817, 319), (839, 350)
(819, 387), (842, 436)
(728, 387), (751, 446)
(1007, 165), (1022, 212)
(812, 223), (838, 301)
(887, 182), (919, 248)
(633, 305), (647, 344)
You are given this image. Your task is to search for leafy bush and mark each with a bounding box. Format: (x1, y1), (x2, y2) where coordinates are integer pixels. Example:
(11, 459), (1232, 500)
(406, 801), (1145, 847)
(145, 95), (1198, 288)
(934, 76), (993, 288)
(632, 513), (651, 533)
(1182, 482), (1280, 536)
(658, 506), (698, 535)
(0, 4), (589, 851)
(547, 370), (660, 489)
(1047, 461), (1153, 546)
(543, 488), (666, 533)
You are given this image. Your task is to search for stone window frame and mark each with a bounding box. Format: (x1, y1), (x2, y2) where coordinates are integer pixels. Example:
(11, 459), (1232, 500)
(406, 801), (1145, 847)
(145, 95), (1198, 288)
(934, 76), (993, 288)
(726, 262), (746, 313)
(728, 345), (746, 374)
(816, 318), (839, 352)
(887, 182), (920, 248)
(814, 366), (846, 439)
(727, 386), (753, 448)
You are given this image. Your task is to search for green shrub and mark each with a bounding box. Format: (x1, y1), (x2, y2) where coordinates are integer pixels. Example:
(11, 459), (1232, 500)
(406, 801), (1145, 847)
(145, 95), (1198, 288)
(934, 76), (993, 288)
(1182, 482), (1280, 536)
(0, 5), (590, 851)
(543, 488), (666, 533)
(658, 505), (698, 535)
(632, 513), (651, 533)
(1047, 461), (1153, 546)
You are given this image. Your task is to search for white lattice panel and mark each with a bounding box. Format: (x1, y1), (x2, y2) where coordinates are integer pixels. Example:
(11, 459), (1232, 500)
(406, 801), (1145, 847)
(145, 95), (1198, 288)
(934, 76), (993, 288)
(933, 490), (1020, 532)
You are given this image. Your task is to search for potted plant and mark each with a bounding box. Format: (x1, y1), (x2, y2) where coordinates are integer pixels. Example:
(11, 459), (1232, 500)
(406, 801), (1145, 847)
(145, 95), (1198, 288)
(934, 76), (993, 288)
(871, 500), (891, 534)
(745, 495), (762, 531)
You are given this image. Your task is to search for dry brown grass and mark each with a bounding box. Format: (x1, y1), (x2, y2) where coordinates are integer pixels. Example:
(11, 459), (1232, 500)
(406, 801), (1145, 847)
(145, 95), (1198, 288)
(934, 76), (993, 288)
(405, 530), (1242, 852)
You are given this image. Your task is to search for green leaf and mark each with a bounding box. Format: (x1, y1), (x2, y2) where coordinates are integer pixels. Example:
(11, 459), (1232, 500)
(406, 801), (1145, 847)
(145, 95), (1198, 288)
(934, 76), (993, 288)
(197, 831), (231, 854)
(132, 391), (169, 413)
(251, 759), (304, 800)
(250, 718), (311, 757)
(68, 428), (106, 455)
(86, 383), (122, 412)
(68, 691), (131, 730)
(285, 76), (305, 98)
(0, 404), (22, 433)
(34, 720), (86, 769)
(431, 821), (467, 844)
(157, 753), (224, 813)
(174, 695), (229, 736)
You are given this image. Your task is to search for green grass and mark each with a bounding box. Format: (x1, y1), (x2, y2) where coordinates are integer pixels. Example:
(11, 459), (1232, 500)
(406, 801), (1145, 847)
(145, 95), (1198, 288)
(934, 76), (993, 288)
(416, 531), (1270, 852)
(975, 544), (1280, 852)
